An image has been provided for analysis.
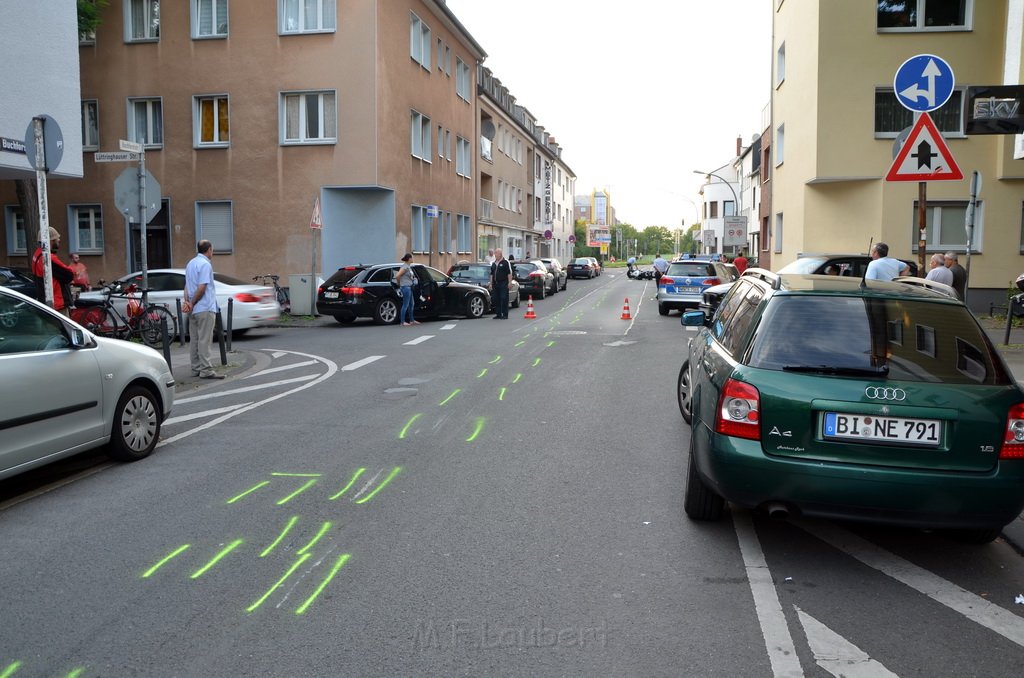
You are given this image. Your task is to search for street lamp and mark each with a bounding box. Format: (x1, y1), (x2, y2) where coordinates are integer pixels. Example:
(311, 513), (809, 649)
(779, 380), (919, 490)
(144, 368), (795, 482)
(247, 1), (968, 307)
(694, 169), (741, 255)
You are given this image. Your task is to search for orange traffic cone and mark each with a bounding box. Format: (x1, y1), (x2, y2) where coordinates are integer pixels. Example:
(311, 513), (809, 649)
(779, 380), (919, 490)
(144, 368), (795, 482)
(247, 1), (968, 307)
(621, 297), (632, 320)
(524, 296), (537, 319)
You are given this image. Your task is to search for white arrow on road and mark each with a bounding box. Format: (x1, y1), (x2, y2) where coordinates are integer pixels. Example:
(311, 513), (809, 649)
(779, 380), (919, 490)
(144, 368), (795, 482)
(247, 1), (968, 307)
(796, 606), (898, 677)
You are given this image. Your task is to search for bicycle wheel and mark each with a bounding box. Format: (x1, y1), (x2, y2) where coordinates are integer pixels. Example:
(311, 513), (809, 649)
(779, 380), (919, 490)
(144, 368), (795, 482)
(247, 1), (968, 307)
(78, 306), (119, 336)
(138, 305), (177, 347)
(278, 287), (290, 313)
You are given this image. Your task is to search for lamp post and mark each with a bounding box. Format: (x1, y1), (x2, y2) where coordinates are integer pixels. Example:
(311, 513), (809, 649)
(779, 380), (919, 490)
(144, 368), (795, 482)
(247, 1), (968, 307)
(694, 169), (741, 256)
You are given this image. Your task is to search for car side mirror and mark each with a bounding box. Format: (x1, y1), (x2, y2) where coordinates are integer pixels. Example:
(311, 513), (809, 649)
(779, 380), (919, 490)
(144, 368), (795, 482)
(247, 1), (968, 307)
(69, 327), (88, 348)
(682, 310), (706, 328)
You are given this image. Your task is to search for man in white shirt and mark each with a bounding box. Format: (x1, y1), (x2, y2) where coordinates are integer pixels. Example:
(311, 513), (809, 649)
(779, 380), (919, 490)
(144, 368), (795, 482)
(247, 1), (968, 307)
(864, 242), (909, 281)
(925, 253), (954, 286)
(182, 240), (224, 379)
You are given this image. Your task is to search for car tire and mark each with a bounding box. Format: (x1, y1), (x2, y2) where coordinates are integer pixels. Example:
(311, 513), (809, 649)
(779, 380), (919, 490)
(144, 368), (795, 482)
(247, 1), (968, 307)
(465, 294), (486, 319)
(550, 280), (557, 295)
(658, 303), (669, 316)
(677, 361), (692, 424)
(512, 294), (520, 309)
(334, 314), (356, 324)
(561, 278), (567, 291)
(684, 436), (725, 521)
(537, 284), (546, 300)
(106, 385), (162, 462)
(374, 298), (399, 325)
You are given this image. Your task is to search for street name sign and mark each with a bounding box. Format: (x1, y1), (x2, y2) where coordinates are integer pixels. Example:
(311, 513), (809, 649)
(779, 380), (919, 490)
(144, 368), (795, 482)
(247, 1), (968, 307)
(1, 136), (26, 154)
(885, 112), (963, 182)
(119, 139), (144, 154)
(894, 54), (955, 113)
(95, 151), (140, 163)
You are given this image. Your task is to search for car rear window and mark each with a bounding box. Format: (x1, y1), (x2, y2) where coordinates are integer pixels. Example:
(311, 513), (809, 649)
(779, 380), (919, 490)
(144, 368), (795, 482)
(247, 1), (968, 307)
(776, 257), (829, 275)
(747, 296), (1012, 385)
(572, 259), (589, 265)
(324, 267), (364, 286)
(667, 263), (715, 277)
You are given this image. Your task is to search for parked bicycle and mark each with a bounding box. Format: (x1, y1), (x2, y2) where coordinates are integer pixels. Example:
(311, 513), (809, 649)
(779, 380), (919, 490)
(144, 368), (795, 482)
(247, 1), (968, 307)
(253, 274), (290, 313)
(71, 281), (177, 348)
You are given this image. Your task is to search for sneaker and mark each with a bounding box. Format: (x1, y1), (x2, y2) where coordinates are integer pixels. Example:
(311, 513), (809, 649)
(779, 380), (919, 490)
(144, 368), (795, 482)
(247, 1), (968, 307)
(411, 320), (421, 325)
(200, 373), (225, 380)
(401, 322), (411, 326)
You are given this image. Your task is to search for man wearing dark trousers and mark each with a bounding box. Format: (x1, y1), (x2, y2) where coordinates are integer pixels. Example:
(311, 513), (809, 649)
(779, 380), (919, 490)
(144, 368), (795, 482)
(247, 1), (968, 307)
(490, 248), (513, 319)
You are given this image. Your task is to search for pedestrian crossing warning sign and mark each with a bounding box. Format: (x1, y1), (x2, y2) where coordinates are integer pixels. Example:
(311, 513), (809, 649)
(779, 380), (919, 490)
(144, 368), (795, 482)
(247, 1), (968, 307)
(310, 197), (323, 229)
(885, 112), (963, 182)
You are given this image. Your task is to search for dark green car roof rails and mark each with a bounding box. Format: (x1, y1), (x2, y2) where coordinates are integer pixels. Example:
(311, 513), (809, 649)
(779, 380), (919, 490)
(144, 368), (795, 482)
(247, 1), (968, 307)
(741, 267), (782, 290)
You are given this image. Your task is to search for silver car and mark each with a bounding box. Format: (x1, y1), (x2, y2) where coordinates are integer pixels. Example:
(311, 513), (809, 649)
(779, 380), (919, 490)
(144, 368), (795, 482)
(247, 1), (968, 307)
(0, 286), (174, 479)
(656, 260), (739, 315)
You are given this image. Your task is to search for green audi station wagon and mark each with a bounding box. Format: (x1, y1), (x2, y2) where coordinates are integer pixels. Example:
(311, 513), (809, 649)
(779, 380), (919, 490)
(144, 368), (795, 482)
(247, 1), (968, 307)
(679, 270), (1024, 542)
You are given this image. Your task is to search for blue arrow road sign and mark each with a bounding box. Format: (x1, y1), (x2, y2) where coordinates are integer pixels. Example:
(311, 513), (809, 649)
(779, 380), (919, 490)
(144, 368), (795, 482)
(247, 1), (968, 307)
(894, 54), (955, 112)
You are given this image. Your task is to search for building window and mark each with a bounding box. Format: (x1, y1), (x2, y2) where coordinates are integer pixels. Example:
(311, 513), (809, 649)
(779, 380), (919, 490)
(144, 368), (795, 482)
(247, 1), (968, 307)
(456, 58), (471, 102)
(444, 45), (452, 76)
(193, 0), (228, 38)
(874, 88), (965, 137)
(457, 214), (471, 252)
(445, 130), (452, 160)
(279, 0), (336, 34)
(709, 202), (719, 219)
(456, 136), (470, 177)
(410, 12), (431, 70)
(196, 201), (233, 252)
(774, 213), (783, 253)
(724, 201), (735, 217)
(125, 0), (160, 42)
(69, 205), (104, 254)
(776, 42), (786, 86)
(775, 124), (785, 166)
(439, 211), (452, 253)
(912, 200), (982, 252)
(82, 100), (99, 150)
(281, 91), (337, 144)
(4, 205), (26, 256)
(410, 110), (431, 160)
(411, 205), (430, 252)
(194, 95), (229, 147)
(127, 98), (163, 148)
(877, 0), (971, 31)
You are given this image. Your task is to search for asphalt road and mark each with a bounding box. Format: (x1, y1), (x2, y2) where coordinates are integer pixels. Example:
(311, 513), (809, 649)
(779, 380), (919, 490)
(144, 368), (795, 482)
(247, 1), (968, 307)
(2, 272), (1024, 677)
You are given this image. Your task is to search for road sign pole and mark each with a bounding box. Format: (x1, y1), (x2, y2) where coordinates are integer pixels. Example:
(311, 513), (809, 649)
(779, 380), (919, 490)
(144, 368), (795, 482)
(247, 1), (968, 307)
(138, 151), (148, 305)
(964, 170), (981, 304)
(31, 118), (54, 308)
(918, 182), (927, 275)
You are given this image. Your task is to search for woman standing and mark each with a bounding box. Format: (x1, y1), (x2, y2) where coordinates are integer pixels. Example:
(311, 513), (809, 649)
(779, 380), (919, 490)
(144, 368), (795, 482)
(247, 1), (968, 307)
(396, 253), (420, 326)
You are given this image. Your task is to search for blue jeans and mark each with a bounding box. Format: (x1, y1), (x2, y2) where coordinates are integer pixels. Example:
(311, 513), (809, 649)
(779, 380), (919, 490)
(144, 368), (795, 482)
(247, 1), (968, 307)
(399, 286), (415, 323)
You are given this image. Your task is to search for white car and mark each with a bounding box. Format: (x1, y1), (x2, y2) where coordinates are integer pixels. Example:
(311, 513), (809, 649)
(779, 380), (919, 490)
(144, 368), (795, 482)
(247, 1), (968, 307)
(0, 286), (175, 479)
(79, 269), (281, 335)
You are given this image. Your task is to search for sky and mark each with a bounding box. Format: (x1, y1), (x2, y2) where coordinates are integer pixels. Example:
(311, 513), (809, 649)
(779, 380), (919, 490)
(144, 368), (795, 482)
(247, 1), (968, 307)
(444, 0), (773, 230)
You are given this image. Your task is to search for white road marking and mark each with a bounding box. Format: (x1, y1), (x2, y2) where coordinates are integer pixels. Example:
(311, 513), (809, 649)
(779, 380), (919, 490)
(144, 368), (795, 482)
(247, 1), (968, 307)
(164, 402), (254, 425)
(440, 323), (457, 330)
(351, 467), (385, 502)
(174, 375), (318, 404)
(271, 351), (288, 358)
(733, 510), (804, 678)
(796, 606), (898, 677)
(159, 350), (338, 447)
(243, 359), (316, 379)
(403, 335), (435, 345)
(342, 355), (385, 371)
(796, 518), (1024, 648)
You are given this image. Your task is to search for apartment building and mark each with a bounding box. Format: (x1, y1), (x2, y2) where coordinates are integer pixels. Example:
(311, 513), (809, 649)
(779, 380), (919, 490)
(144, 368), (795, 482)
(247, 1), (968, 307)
(771, 0), (1024, 308)
(1, 0), (485, 284)
(534, 133), (576, 263)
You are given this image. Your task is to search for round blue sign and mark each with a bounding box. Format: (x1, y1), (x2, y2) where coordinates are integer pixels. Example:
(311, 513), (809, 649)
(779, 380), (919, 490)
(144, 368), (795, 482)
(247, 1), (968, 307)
(893, 54), (955, 113)
(23, 114), (64, 173)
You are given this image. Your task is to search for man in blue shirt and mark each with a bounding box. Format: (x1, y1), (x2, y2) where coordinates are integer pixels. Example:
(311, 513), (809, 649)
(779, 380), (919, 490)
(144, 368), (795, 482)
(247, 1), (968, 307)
(864, 242), (909, 281)
(182, 240), (224, 379)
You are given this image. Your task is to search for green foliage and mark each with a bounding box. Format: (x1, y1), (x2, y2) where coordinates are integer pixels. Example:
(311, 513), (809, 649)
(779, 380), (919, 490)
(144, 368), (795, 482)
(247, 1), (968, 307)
(78, 0), (109, 40)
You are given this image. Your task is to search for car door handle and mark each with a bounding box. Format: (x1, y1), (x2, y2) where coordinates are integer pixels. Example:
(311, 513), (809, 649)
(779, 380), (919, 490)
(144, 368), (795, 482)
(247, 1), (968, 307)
(701, 358), (715, 376)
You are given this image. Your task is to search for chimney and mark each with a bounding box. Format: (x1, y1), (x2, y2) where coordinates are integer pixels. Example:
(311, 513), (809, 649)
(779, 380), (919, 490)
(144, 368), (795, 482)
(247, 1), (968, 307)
(736, 136), (742, 157)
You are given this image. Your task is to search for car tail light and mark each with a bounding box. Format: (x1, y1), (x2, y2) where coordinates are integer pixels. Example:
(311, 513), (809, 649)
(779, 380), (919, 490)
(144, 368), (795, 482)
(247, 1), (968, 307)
(341, 286), (364, 296)
(1000, 403), (1024, 459)
(234, 293), (261, 303)
(659, 276), (672, 286)
(715, 378), (761, 440)
(702, 278), (720, 286)
(530, 271), (545, 278)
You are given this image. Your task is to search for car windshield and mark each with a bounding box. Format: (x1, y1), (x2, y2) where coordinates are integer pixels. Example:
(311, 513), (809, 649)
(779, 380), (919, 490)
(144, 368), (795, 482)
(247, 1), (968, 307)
(776, 257), (830, 275)
(747, 295), (1011, 385)
(667, 262), (715, 277)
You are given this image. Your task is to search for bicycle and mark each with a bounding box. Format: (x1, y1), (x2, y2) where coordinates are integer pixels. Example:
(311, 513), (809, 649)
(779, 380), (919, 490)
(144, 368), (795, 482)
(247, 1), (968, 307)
(253, 274), (290, 313)
(71, 281), (178, 348)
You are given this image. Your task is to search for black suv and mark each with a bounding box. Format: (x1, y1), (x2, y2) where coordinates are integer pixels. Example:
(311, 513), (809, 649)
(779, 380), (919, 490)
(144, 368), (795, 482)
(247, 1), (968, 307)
(317, 262), (490, 324)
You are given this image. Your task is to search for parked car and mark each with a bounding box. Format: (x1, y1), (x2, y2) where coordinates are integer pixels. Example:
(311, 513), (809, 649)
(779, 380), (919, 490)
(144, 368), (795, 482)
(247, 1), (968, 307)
(78, 269), (280, 335)
(0, 266), (38, 298)
(0, 286), (175, 479)
(447, 261), (520, 309)
(585, 257), (602, 276)
(777, 253), (919, 277)
(317, 262), (490, 324)
(679, 271), (1024, 542)
(538, 258), (568, 291)
(567, 258), (596, 279)
(657, 259), (738, 315)
(512, 260), (555, 300)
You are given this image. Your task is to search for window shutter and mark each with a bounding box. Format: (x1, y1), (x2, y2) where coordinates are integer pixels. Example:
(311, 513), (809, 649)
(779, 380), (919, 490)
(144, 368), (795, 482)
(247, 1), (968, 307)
(199, 202), (233, 252)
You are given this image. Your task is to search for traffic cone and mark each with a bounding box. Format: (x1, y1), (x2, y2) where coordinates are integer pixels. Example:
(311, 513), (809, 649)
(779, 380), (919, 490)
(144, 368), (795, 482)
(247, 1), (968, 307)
(524, 296), (537, 319)
(621, 297), (632, 320)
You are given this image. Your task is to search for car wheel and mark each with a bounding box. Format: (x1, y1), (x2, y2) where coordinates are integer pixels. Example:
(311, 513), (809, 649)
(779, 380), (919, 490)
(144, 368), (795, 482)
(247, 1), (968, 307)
(107, 385), (162, 462)
(465, 294), (486, 319)
(512, 294), (520, 309)
(561, 278), (567, 291)
(684, 436), (725, 521)
(334, 314), (356, 324)
(677, 361), (692, 424)
(658, 303), (669, 316)
(374, 298), (399, 325)
(550, 280), (557, 295)
(537, 284), (546, 300)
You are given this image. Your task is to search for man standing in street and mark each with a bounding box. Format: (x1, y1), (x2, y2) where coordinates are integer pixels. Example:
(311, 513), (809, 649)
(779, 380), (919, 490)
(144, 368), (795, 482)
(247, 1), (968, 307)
(652, 253), (669, 297)
(490, 247), (513, 319)
(944, 251), (967, 299)
(864, 242), (909, 281)
(182, 240), (224, 380)
(31, 227), (75, 315)
(926, 253), (954, 286)
(733, 250), (749, 274)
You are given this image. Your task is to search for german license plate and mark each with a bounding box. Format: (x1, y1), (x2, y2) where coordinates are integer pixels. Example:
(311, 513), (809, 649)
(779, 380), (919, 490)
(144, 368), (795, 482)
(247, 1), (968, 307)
(823, 412), (941, 446)
(324, 291), (339, 299)
(674, 286), (700, 293)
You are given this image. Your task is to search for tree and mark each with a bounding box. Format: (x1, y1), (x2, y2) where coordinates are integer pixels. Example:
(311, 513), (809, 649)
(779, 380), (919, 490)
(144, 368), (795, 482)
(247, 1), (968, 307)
(642, 226), (673, 256)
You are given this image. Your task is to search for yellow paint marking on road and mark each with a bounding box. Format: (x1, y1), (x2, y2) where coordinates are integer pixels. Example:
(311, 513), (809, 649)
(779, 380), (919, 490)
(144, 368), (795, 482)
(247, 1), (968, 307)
(260, 516), (299, 557)
(142, 544), (191, 578)
(247, 553), (312, 613)
(276, 479), (317, 505)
